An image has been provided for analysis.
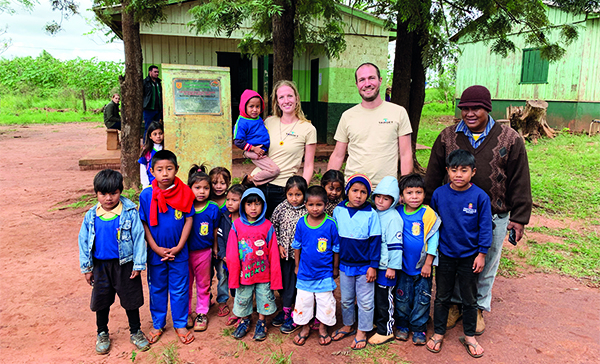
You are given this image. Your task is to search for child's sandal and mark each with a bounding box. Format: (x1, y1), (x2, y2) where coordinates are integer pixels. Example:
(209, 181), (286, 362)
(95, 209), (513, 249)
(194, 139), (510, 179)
(147, 328), (164, 344)
(226, 316), (240, 326)
(175, 329), (195, 345)
(218, 304), (230, 317)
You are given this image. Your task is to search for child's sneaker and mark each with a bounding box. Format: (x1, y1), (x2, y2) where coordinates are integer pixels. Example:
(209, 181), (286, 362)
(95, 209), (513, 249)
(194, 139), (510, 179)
(186, 313), (196, 329)
(412, 331), (426, 345)
(271, 311), (285, 327)
(194, 313), (208, 332)
(130, 330), (150, 351)
(232, 317), (251, 339)
(280, 315), (300, 334)
(395, 327), (409, 341)
(252, 319), (268, 341)
(95, 331), (111, 355)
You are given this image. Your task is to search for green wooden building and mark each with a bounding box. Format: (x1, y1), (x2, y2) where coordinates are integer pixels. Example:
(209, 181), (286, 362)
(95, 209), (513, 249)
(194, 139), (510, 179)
(98, 1), (392, 144)
(453, 6), (600, 130)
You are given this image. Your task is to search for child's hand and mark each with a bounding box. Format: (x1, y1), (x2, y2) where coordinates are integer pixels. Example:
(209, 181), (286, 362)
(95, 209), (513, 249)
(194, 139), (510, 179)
(420, 265), (432, 278)
(473, 253), (486, 273)
(294, 266), (299, 275)
(223, 257), (227, 264)
(130, 270), (141, 279)
(385, 268), (396, 280)
(278, 245), (287, 259)
(252, 145), (265, 158)
(366, 267), (376, 282)
(212, 247), (219, 259)
(84, 272), (94, 286)
(333, 267), (339, 279)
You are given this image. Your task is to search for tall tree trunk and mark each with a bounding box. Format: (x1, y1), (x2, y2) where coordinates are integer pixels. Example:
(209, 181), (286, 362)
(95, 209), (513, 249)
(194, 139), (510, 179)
(119, 0), (142, 189)
(272, 0), (296, 83)
(408, 26), (427, 174)
(391, 18), (412, 110)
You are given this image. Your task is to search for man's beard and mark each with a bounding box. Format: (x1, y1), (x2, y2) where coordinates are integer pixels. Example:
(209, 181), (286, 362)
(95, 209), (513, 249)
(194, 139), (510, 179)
(361, 88), (380, 102)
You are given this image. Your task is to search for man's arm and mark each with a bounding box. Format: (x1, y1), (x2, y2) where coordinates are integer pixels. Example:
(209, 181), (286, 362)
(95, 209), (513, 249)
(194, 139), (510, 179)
(327, 141), (347, 171)
(398, 134), (413, 176)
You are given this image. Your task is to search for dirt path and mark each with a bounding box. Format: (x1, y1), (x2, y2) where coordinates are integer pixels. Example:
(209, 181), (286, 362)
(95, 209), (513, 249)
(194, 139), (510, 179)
(0, 123), (598, 364)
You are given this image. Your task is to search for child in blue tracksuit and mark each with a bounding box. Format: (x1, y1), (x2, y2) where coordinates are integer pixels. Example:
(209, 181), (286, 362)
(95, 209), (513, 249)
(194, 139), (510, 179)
(78, 169), (149, 355)
(368, 176), (404, 346)
(233, 89), (279, 186)
(332, 173), (381, 351)
(428, 150), (492, 358)
(395, 174), (440, 345)
(138, 150), (196, 346)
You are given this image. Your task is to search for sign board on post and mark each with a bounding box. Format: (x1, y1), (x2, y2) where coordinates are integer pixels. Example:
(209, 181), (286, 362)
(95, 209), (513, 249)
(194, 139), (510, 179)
(161, 64), (232, 181)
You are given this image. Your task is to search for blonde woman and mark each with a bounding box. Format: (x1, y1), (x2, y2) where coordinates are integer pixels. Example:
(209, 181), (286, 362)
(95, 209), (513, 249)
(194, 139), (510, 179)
(250, 80), (317, 218)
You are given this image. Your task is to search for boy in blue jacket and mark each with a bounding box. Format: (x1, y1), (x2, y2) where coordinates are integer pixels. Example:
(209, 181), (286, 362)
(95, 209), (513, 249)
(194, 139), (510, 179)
(332, 174), (381, 350)
(427, 150), (492, 358)
(368, 176), (403, 345)
(78, 169), (149, 355)
(233, 89), (279, 186)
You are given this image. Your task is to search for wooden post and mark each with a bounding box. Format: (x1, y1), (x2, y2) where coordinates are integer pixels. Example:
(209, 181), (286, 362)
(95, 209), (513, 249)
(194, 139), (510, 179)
(81, 90), (87, 113)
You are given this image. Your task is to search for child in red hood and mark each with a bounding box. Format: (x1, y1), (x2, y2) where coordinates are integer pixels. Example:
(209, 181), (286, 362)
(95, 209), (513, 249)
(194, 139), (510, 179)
(233, 90), (280, 186)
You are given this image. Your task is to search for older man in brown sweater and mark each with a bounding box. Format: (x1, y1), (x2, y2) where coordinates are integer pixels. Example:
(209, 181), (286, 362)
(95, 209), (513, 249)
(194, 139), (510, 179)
(424, 85), (532, 337)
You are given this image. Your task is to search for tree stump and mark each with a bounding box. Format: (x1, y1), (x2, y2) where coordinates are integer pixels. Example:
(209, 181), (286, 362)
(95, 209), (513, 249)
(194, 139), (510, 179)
(508, 100), (555, 142)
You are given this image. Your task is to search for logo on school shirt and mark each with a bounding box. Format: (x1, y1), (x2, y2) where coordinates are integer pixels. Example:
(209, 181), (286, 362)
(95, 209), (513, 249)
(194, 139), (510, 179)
(463, 203), (477, 214)
(200, 222), (209, 236)
(411, 222), (421, 236)
(317, 237), (328, 253)
(254, 239), (265, 247)
(256, 250), (265, 256)
(379, 118), (393, 124)
(395, 231), (402, 240)
(174, 210), (183, 220)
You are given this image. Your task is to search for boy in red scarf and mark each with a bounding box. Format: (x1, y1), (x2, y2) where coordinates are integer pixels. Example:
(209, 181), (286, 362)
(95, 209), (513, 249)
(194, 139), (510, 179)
(138, 150), (196, 345)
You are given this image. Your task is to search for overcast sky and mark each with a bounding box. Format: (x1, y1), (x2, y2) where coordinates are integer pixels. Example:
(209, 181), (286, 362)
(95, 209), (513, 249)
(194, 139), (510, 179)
(1, 0), (124, 61)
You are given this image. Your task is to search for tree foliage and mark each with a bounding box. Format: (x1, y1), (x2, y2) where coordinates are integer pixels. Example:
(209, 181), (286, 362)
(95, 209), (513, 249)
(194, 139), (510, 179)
(188, 0), (346, 81)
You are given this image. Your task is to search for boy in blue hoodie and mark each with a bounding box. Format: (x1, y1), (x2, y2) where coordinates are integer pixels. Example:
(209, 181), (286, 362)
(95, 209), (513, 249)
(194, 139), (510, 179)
(394, 173), (441, 345)
(233, 89), (280, 186)
(331, 173), (381, 351)
(368, 176), (403, 346)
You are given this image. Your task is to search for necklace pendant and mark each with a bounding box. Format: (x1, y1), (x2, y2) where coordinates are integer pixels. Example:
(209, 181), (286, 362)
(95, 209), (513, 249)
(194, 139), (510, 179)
(279, 141), (284, 146)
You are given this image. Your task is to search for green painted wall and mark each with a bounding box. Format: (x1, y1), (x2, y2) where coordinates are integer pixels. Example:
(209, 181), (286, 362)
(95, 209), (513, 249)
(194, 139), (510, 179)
(455, 7), (600, 104)
(454, 99), (600, 131)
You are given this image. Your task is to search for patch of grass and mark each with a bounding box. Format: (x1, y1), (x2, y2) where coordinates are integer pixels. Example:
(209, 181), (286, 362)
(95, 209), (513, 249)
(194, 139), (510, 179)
(232, 177), (241, 185)
(524, 227), (600, 285)
(221, 326), (234, 337)
(54, 194), (96, 210)
(352, 342), (410, 363)
(262, 348), (293, 364)
(149, 341), (181, 364)
(242, 158), (253, 165)
(526, 133), (600, 219)
(498, 254), (519, 277)
(0, 110), (103, 125)
(122, 188), (140, 204)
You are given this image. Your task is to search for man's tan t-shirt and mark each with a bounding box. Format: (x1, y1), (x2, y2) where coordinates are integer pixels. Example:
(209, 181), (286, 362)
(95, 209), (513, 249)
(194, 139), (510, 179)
(334, 101), (412, 186)
(252, 116), (317, 187)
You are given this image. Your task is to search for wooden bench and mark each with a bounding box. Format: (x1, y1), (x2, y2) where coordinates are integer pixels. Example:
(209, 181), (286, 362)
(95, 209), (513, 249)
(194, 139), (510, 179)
(106, 129), (120, 150)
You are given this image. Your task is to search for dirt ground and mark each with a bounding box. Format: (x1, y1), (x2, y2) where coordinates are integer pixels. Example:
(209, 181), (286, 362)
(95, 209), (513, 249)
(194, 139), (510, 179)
(0, 123), (598, 364)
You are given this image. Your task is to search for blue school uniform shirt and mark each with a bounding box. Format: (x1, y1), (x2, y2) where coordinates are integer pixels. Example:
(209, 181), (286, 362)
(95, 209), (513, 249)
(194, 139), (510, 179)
(333, 202), (382, 276)
(93, 215), (120, 260)
(188, 201), (220, 252)
(430, 183), (493, 258)
(399, 205), (439, 276)
(138, 146), (161, 185)
(138, 187), (194, 265)
(219, 201), (228, 214)
(292, 215), (340, 293)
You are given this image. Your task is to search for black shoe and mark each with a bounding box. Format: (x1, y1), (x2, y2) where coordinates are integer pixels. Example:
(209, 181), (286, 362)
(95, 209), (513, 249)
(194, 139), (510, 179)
(232, 317), (251, 339)
(252, 319), (268, 341)
(272, 311), (285, 327)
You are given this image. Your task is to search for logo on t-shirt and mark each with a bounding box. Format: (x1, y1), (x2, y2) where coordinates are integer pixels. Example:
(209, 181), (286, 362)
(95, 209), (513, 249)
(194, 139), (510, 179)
(200, 222), (209, 236)
(317, 237), (328, 253)
(174, 210), (183, 220)
(285, 132), (299, 138)
(463, 203), (477, 214)
(379, 118), (393, 124)
(411, 222), (421, 236)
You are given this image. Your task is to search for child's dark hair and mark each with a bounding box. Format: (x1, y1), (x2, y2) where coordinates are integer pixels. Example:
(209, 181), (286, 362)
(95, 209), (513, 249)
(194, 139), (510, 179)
(141, 121), (164, 157)
(285, 176), (308, 195)
(151, 150), (178, 169)
(94, 169), (124, 193)
(306, 185), (328, 204)
(321, 169), (345, 189)
(399, 173), (425, 194)
(242, 193), (263, 205)
(227, 184), (246, 197)
(188, 164), (211, 188)
(446, 149), (476, 169)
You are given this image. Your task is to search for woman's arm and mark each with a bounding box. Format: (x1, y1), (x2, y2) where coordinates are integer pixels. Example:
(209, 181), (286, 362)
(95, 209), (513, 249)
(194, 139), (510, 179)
(302, 143), (316, 183)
